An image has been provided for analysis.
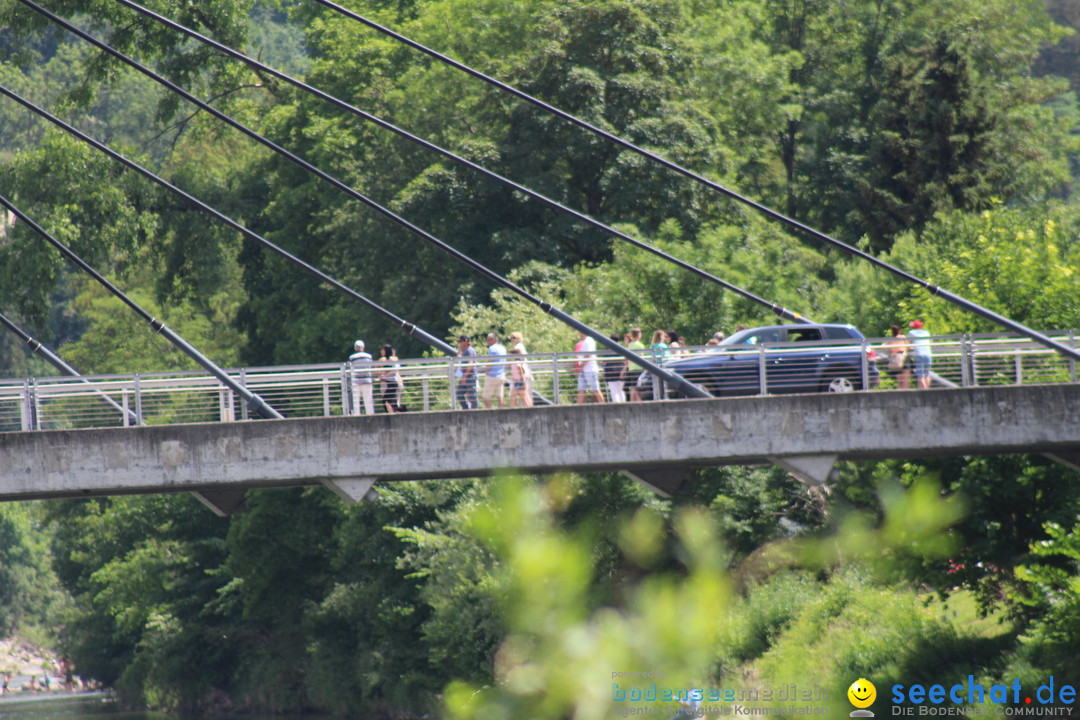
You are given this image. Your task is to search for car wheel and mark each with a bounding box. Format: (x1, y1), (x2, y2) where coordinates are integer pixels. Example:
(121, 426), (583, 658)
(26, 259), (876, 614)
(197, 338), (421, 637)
(824, 374), (857, 393)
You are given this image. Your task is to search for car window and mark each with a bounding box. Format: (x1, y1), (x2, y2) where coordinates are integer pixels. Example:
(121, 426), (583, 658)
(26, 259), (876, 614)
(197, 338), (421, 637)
(788, 329), (823, 342)
(719, 325), (865, 347)
(823, 325), (863, 340)
(740, 329), (783, 345)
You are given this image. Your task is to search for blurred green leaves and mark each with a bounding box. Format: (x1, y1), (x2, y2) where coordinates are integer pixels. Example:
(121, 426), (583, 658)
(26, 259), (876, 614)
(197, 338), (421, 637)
(439, 472), (965, 720)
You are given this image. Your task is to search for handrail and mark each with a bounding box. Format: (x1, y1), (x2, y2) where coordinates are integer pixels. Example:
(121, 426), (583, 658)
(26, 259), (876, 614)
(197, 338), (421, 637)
(1, 330), (1076, 432)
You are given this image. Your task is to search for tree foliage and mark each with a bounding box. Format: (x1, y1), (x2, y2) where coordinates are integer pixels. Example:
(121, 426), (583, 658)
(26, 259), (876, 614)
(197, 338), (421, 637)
(822, 203), (1080, 336)
(740, 0), (1077, 248)
(0, 503), (66, 638)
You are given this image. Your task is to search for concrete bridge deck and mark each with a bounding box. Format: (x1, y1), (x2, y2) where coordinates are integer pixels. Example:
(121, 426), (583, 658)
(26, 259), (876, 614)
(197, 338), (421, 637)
(1, 384), (1078, 513)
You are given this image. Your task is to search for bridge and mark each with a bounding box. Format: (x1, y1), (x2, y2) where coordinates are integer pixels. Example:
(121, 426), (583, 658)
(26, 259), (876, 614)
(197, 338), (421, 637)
(1, 332), (1078, 514)
(2, 383), (1078, 514)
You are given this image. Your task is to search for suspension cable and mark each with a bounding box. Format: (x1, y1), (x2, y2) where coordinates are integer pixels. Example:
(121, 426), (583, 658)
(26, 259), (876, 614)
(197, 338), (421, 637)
(0, 310), (139, 425)
(312, 0), (1080, 363)
(0, 191), (284, 419)
(16, 0), (711, 398)
(110, 0), (808, 325)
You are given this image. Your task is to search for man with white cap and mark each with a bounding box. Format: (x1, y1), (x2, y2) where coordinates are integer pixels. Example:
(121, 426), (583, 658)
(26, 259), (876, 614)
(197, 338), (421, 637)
(348, 339), (375, 415)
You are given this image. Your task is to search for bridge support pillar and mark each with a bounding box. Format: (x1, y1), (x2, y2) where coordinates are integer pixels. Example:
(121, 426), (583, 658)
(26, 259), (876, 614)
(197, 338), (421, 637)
(325, 477), (379, 504)
(770, 454), (838, 485)
(191, 489), (248, 517)
(620, 468), (687, 497)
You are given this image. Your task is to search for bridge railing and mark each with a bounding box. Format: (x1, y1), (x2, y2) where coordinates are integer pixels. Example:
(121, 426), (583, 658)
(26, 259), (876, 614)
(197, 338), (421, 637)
(0, 331), (1076, 432)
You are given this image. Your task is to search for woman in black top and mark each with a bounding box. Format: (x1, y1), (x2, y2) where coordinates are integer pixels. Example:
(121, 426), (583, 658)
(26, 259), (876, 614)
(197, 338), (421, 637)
(377, 344), (403, 412)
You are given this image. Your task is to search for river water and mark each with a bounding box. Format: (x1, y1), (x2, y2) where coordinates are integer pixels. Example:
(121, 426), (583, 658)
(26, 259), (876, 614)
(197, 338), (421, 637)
(0, 694), (326, 720)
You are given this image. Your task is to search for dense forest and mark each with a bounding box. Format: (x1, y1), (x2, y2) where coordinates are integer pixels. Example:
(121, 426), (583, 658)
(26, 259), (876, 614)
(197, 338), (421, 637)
(1, 0), (1080, 717)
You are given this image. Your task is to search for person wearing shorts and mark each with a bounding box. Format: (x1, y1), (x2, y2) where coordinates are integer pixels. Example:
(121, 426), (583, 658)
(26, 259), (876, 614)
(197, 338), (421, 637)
(482, 333), (507, 408)
(508, 346), (533, 408)
(908, 320), (932, 389)
(574, 331), (604, 404)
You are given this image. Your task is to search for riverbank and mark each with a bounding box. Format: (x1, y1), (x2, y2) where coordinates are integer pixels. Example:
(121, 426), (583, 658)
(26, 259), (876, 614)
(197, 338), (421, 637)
(0, 636), (75, 694)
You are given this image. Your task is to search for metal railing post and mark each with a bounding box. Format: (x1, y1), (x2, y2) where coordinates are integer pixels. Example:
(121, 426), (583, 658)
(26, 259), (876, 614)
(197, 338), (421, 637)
(967, 336), (976, 388)
(123, 388), (132, 426)
(341, 364), (352, 416)
(134, 374), (144, 425)
(860, 339), (869, 390)
(551, 355), (560, 405)
(322, 377), (332, 417)
(757, 346), (767, 395)
(1069, 330), (1077, 383)
(1014, 349), (1023, 385)
(969, 335), (979, 387)
(448, 355), (457, 410)
(32, 378), (41, 430)
(240, 369), (249, 420)
(970, 336), (981, 387)
(651, 348), (662, 400)
(20, 379), (32, 431)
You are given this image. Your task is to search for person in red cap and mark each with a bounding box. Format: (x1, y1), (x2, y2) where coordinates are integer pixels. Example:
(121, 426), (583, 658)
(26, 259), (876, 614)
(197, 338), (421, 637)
(908, 320), (932, 388)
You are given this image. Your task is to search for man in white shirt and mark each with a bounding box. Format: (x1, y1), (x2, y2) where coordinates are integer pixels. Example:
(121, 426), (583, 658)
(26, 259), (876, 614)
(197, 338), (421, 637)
(574, 331), (604, 404)
(348, 339), (375, 415)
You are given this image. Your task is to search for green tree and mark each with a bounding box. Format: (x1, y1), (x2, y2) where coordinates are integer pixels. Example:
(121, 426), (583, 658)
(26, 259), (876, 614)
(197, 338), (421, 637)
(856, 35), (999, 250)
(0, 133), (159, 334)
(0, 0), (261, 126)
(450, 216), (830, 352)
(0, 503), (66, 638)
(739, 0), (1076, 248)
(232, 0), (731, 363)
(486, 0), (725, 263)
(684, 0), (800, 202)
(822, 202), (1080, 336)
(304, 481), (474, 715)
(59, 273), (243, 376)
(44, 494), (235, 705)
(1, 128), (249, 378)
(437, 474), (964, 720)
(217, 488), (340, 711)
(1011, 521), (1080, 676)
(1036, 0), (1080, 95)
(902, 455), (1080, 618)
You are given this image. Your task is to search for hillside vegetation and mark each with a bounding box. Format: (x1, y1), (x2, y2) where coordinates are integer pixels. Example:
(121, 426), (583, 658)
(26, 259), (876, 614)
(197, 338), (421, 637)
(0, 1), (1079, 717)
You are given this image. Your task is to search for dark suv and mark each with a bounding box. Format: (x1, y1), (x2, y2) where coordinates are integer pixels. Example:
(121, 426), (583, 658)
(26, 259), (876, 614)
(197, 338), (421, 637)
(668, 323), (879, 397)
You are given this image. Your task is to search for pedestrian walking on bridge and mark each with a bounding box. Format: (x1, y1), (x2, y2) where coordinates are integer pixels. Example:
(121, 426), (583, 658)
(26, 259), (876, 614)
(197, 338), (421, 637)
(909, 320), (933, 389)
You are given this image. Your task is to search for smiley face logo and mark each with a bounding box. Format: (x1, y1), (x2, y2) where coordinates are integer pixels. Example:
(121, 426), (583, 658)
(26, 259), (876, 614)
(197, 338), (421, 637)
(848, 678), (876, 710)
